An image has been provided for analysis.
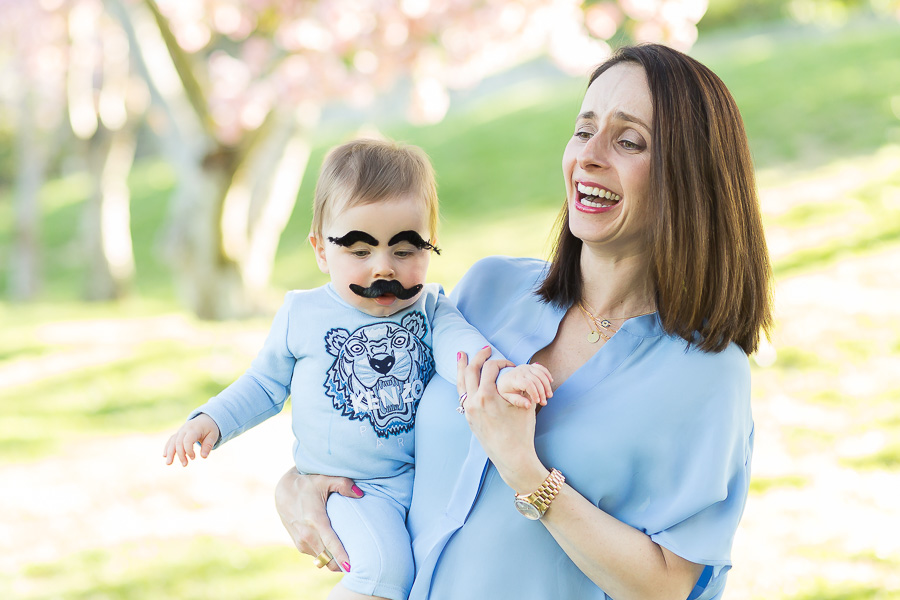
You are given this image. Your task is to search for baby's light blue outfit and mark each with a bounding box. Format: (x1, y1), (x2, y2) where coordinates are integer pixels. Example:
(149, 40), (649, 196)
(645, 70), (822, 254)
(190, 282), (493, 600)
(407, 256), (754, 600)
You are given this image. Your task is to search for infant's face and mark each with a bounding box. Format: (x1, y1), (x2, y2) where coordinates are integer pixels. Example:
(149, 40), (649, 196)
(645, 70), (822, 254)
(312, 194), (434, 317)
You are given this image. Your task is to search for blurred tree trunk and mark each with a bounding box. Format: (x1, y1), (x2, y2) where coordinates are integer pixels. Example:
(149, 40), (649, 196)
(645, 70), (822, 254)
(71, 0), (139, 301)
(9, 66), (45, 301)
(82, 123), (137, 300)
(117, 0), (312, 319)
(160, 113), (310, 319)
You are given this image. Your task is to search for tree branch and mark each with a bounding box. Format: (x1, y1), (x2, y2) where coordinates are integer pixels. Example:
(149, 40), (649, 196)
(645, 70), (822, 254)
(142, 0), (216, 140)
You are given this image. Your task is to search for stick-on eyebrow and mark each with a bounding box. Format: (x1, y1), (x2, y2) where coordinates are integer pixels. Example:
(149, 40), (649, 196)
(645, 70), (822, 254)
(328, 230), (379, 247)
(388, 230), (441, 255)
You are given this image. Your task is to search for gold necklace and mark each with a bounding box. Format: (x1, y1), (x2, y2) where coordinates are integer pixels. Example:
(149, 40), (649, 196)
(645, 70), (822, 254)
(577, 303), (610, 343)
(578, 301), (656, 344)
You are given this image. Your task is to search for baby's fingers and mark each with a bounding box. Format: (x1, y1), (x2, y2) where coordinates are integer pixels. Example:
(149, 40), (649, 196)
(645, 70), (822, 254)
(199, 430), (216, 459)
(505, 392), (533, 409)
(174, 430), (195, 467)
(522, 377), (544, 406)
(531, 364), (554, 404)
(163, 435), (177, 465)
(183, 429), (203, 462)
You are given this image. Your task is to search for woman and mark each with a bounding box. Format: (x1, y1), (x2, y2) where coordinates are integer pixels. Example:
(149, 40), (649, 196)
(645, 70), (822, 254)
(276, 43), (772, 600)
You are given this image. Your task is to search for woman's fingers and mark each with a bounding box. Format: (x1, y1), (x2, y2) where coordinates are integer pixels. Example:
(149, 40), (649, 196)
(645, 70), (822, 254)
(475, 357), (505, 398)
(456, 351), (469, 396)
(273, 469), (358, 573)
(317, 526), (349, 572)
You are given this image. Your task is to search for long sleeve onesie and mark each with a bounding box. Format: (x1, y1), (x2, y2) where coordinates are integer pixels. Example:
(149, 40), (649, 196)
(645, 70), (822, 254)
(188, 281), (497, 600)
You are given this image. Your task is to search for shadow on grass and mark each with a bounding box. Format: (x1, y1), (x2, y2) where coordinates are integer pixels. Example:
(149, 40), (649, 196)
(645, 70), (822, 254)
(13, 537), (341, 600)
(773, 222), (900, 279)
(841, 445), (900, 471)
(0, 347), (232, 462)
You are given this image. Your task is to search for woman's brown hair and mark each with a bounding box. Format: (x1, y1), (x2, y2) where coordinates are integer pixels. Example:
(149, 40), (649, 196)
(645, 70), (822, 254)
(537, 44), (773, 355)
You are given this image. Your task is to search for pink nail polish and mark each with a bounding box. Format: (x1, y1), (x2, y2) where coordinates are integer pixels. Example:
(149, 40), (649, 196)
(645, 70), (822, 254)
(457, 352), (461, 361)
(482, 345), (490, 350)
(351, 484), (364, 497)
(342, 562), (352, 572)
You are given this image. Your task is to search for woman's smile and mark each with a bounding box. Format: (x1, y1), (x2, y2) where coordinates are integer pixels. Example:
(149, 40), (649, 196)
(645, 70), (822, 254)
(575, 181), (622, 212)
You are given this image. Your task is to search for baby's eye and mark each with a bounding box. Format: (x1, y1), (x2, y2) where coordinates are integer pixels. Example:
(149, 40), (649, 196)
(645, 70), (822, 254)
(393, 245), (421, 258)
(350, 249), (370, 258)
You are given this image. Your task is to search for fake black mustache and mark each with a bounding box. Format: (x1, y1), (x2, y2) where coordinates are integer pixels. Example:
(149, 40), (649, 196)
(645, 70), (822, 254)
(349, 280), (423, 300)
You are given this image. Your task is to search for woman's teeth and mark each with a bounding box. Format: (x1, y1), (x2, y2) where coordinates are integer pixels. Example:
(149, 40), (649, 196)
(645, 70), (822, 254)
(577, 182), (621, 207)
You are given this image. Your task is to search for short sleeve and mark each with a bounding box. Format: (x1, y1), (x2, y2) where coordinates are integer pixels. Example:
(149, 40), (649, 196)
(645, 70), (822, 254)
(630, 345), (754, 600)
(651, 425), (753, 600)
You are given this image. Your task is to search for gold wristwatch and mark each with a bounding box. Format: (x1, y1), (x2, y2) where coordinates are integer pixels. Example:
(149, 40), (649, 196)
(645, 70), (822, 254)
(514, 468), (565, 520)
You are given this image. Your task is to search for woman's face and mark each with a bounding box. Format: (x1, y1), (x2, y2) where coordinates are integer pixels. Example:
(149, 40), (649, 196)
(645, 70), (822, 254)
(562, 62), (653, 255)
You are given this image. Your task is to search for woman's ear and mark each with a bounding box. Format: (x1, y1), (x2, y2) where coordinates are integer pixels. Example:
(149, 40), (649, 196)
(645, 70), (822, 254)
(309, 233), (329, 274)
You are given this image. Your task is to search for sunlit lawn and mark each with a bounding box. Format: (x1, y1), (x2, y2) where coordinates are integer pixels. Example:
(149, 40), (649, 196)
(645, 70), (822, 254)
(4, 537), (341, 600)
(2, 17), (900, 600)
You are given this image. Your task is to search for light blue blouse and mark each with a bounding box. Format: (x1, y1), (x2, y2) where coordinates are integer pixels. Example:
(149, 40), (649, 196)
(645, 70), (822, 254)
(407, 256), (753, 600)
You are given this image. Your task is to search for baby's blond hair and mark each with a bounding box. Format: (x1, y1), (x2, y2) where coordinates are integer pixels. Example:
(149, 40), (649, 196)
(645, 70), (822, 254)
(311, 138), (439, 243)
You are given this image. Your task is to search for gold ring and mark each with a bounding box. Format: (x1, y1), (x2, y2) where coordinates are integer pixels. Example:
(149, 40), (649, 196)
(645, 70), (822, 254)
(313, 549), (333, 569)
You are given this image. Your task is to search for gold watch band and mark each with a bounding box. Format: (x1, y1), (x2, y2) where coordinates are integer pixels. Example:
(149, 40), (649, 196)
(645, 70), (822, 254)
(517, 468), (565, 516)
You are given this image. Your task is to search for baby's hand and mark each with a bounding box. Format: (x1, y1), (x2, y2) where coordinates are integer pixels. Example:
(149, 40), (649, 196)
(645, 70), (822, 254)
(496, 363), (553, 409)
(163, 413), (220, 467)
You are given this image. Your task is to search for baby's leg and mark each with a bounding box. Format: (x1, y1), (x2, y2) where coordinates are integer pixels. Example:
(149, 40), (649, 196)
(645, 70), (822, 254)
(325, 488), (414, 600)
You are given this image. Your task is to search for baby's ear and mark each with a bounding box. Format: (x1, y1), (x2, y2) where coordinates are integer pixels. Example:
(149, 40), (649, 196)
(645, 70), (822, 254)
(309, 233), (329, 274)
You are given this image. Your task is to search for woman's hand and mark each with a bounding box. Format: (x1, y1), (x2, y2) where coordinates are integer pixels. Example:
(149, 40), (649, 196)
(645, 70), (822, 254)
(273, 468), (362, 573)
(457, 347), (549, 495)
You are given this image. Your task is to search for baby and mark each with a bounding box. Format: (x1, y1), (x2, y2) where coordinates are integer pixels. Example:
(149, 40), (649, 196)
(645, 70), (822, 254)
(163, 138), (552, 600)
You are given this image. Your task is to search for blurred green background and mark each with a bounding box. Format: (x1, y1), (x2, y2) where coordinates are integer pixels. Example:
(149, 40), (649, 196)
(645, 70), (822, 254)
(2, 0), (900, 598)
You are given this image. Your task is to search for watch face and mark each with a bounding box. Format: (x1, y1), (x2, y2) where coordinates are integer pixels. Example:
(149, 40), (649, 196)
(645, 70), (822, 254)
(515, 498), (542, 520)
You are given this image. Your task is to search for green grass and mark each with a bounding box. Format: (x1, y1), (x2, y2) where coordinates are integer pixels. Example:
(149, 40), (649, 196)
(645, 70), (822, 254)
(695, 19), (900, 169)
(5, 537), (341, 600)
(749, 474), (809, 494)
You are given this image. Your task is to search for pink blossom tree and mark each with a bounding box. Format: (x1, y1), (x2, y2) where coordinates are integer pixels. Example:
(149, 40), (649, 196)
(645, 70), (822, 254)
(120, 0), (710, 319)
(3, 0), (709, 315)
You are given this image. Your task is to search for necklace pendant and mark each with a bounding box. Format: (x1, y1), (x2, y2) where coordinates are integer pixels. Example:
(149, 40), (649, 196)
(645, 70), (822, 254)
(587, 330), (601, 343)
(600, 319), (612, 329)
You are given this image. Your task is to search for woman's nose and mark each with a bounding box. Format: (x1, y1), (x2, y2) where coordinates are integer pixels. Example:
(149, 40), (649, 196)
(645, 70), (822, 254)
(579, 134), (608, 169)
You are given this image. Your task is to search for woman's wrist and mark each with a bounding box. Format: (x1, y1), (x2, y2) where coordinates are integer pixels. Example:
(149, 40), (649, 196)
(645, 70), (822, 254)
(503, 457), (550, 496)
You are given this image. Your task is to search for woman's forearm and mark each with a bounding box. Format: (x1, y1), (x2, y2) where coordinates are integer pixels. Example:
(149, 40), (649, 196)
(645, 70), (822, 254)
(539, 481), (703, 600)
(461, 350), (703, 600)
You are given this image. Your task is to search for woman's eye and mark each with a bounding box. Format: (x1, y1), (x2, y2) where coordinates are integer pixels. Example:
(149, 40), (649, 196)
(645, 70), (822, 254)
(619, 139), (643, 151)
(575, 130), (592, 141)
